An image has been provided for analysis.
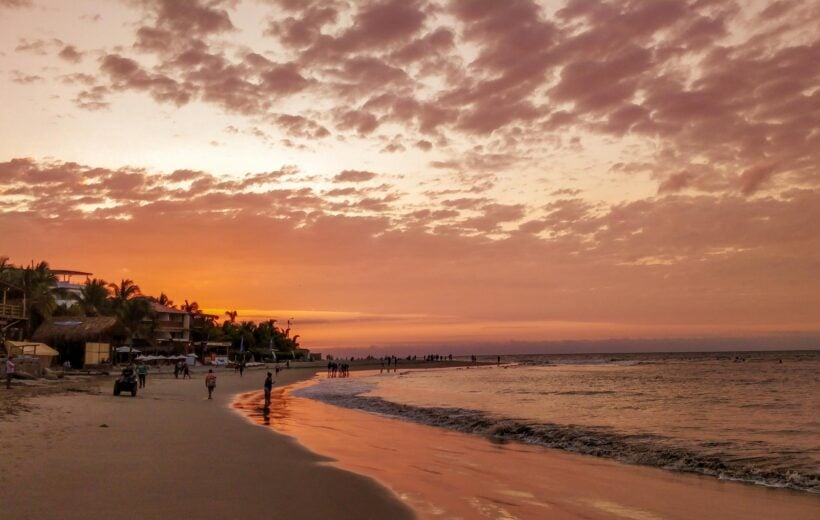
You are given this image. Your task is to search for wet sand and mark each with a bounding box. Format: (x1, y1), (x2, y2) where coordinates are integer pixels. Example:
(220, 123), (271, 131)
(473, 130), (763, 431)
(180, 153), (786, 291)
(235, 374), (820, 520)
(0, 366), (412, 520)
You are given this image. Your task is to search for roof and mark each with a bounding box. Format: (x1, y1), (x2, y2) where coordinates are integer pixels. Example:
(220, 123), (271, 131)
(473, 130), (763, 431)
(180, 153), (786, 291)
(0, 279), (24, 292)
(5, 340), (59, 357)
(149, 301), (189, 315)
(51, 269), (93, 276)
(32, 316), (128, 343)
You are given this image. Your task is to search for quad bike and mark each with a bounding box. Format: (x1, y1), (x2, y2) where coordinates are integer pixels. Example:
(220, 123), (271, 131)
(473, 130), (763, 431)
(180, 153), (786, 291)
(113, 367), (138, 397)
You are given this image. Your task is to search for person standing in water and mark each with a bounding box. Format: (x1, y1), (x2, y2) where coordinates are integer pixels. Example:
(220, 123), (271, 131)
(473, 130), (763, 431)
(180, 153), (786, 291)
(263, 372), (273, 408)
(205, 369), (217, 399)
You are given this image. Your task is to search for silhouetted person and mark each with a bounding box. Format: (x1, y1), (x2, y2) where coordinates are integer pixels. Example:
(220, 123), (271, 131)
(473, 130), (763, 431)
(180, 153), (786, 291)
(264, 372), (273, 408)
(136, 361), (148, 388)
(5, 356), (15, 389)
(205, 369), (217, 399)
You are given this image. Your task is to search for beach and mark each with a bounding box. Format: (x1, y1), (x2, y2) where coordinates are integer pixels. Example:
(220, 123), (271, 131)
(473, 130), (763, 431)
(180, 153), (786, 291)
(3, 361), (818, 520)
(0, 365), (412, 520)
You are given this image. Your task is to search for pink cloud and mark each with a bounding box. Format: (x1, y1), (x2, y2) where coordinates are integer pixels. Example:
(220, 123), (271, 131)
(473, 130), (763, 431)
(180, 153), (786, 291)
(58, 45), (83, 63)
(333, 170), (378, 183)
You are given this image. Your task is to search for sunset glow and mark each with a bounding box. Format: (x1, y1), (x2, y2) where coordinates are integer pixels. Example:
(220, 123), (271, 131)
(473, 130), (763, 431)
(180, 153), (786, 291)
(2, 0), (818, 350)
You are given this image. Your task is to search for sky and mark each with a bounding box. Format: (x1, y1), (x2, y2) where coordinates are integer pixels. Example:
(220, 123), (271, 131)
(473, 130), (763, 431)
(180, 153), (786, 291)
(1, 0), (818, 350)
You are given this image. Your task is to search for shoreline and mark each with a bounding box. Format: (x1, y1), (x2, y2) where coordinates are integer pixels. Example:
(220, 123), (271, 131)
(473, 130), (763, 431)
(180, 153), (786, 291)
(0, 364), (414, 520)
(234, 368), (820, 519)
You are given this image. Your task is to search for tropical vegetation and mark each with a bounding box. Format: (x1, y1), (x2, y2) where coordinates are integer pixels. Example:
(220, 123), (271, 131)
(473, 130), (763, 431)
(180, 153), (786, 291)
(0, 256), (300, 358)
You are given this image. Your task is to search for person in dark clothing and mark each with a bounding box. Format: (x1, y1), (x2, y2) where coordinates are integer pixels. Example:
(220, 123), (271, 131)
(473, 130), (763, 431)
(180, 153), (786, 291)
(136, 362), (148, 388)
(264, 372), (273, 408)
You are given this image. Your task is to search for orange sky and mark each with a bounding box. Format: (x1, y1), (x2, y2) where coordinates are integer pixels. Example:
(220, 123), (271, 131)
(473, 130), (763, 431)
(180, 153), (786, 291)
(1, 0), (819, 350)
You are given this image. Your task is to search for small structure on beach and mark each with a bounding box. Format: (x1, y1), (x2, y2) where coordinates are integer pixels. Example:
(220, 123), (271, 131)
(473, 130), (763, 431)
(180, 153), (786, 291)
(32, 316), (129, 368)
(5, 340), (60, 368)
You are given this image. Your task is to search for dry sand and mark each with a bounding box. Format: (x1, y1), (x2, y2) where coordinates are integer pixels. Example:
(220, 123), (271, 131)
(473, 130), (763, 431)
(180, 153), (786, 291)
(0, 365), (413, 520)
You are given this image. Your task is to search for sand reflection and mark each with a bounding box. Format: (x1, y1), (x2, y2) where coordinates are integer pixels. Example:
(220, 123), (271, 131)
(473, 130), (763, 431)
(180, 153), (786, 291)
(232, 388), (291, 426)
(232, 378), (820, 520)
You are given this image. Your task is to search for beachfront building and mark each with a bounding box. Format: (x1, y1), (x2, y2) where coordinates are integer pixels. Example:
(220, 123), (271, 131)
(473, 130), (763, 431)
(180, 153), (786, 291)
(52, 269), (92, 308)
(148, 301), (192, 352)
(0, 280), (28, 342)
(32, 316), (129, 368)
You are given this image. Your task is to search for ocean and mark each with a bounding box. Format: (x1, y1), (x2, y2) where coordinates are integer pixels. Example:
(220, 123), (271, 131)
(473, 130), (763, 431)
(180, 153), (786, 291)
(291, 350), (819, 494)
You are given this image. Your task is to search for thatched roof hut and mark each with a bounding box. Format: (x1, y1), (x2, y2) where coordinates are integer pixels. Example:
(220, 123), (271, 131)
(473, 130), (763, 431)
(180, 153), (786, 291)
(32, 317), (129, 344)
(32, 317), (130, 368)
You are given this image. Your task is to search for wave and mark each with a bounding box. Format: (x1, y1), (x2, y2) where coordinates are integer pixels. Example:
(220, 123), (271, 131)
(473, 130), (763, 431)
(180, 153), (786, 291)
(293, 385), (819, 493)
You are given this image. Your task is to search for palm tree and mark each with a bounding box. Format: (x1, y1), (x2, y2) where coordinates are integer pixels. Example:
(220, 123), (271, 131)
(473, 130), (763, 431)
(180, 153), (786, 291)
(117, 297), (155, 349)
(77, 278), (110, 316)
(107, 279), (149, 353)
(157, 292), (175, 308)
(0, 256), (11, 282)
(225, 309), (237, 323)
(18, 260), (60, 336)
(181, 299), (201, 315)
(109, 279), (141, 308)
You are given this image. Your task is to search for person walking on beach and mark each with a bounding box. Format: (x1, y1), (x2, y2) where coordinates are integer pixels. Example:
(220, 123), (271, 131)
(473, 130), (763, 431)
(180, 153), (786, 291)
(182, 362), (191, 379)
(264, 372), (273, 408)
(5, 355), (15, 389)
(136, 361), (148, 388)
(205, 369), (217, 399)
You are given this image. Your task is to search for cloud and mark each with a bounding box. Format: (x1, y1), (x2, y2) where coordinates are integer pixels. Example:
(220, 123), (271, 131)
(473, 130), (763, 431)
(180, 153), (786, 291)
(3, 157), (820, 336)
(333, 170), (378, 183)
(738, 163), (779, 195)
(10, 70), (44, 84)
(58, 45), (84, 63)
(140, 0), (234, 36)
(15, 38), (63, 55)
(0, 0), (32, 8)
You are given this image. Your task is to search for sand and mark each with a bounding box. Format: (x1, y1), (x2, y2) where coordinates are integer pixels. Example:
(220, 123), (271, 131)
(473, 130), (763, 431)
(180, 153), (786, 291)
(4, 363), (819, 520)
(0, 365), (413, 520)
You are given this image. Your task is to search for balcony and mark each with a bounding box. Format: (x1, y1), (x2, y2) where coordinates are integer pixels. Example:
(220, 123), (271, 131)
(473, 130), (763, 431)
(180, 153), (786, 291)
(156, 319), (187, 331)
(0, 302), (26, 320)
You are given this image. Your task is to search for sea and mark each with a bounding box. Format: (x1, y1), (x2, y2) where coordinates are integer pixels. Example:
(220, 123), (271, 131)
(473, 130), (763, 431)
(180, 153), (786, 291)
(291, 350), (819, 494)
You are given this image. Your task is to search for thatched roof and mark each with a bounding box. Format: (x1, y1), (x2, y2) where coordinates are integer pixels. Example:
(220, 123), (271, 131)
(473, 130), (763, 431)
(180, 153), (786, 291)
(32, 317), (128, 343)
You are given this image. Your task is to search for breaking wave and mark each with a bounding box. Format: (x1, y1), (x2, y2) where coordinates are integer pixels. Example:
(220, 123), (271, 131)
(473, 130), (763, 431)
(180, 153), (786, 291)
(293, 381), (819, 493)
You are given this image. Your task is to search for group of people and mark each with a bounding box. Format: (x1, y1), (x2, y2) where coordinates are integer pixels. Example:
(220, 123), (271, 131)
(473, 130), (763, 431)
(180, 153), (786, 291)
(380, 357), (399, 373)
(173, 360), (191, 379)
(326, 361), (349, 377)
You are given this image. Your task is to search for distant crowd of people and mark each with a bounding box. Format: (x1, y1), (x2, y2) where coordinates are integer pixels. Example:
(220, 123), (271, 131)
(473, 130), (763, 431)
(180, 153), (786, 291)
(327, 361), (349, 377)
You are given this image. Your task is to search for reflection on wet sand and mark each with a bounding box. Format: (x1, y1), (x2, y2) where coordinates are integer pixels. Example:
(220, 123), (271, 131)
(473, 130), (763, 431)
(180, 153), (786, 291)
(233, 388), (291, 426)
(232, 380), (820, 520)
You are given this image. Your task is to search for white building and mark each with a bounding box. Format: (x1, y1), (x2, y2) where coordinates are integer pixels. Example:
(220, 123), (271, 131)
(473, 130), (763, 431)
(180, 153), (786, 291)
(52, 269), (92, 308)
